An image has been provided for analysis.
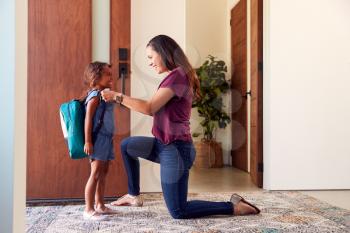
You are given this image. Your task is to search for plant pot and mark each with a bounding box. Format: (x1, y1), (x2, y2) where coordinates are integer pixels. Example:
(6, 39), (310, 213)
(212, 141), (223, 168)
(194, 140), (223, 168)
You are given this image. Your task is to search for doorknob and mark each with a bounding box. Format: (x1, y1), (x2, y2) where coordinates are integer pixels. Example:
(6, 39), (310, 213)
(243, 91), (251, 99)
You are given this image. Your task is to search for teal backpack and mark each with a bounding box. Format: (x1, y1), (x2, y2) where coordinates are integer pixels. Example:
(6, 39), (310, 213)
(59, 93), (106, 159)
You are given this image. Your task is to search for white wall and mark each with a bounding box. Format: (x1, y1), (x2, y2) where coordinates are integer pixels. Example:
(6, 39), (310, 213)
(264, 0), (350, 189)
(92, 0), (110, 62)
(186, 0), (232, 165)
(131, 0), (186, 192)
(0, 0), (27, 232)
(0, 1), (15, 231)
(186, 0), (227, 65)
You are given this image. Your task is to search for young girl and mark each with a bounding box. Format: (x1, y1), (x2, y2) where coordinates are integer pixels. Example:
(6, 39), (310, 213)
(83, 61), (117, 220)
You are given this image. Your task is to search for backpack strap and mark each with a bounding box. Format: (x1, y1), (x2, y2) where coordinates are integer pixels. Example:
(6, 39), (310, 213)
(92, 92), (107, 143)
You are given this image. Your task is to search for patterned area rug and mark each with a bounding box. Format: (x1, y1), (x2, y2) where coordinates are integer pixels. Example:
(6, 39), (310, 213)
(26, 191), (350, 233)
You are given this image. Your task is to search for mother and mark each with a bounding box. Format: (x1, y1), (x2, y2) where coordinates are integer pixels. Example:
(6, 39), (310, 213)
(102, 35), (260, 219)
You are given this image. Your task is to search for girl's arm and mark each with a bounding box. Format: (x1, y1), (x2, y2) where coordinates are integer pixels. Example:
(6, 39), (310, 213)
(102, 88), (174, 116)
(84, 97), (99, 155)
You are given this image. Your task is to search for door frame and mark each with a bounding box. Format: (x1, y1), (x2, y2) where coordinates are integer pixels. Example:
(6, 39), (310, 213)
(249, 0), (263, 188)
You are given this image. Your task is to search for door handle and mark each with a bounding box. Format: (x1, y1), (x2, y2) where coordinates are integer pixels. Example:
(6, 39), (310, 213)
(243, 91), (251, 99)
(119, 63), (128, 94)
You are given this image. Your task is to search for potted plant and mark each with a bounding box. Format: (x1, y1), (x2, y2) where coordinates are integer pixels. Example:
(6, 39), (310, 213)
(192, 55), (231, 168)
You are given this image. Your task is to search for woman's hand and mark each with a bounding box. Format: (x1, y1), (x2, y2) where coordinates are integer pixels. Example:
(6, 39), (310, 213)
(101, 89), (119, 102)
(84, 142), (93, 155)
(101, 87), (174, 115)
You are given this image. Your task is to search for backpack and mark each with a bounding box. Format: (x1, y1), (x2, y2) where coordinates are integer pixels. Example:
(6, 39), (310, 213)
(59, 92), (106, 159)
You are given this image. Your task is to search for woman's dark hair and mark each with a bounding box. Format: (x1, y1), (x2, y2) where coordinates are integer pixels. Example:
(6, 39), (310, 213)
(147, 35), (201, 100)
(84, 61), (111, 88)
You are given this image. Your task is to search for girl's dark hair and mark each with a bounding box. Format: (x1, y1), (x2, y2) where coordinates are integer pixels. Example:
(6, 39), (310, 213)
(147, 35), (201, 100)
(80, 61), (111, 100)
(84, 61), (111, 88)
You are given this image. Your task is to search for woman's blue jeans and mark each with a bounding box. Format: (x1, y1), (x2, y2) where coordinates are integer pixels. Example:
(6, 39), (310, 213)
(120, 136), (233, 219)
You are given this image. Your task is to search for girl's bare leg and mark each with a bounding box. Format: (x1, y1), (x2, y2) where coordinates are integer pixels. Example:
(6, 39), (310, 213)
(95, 162), (109, 210)
(85, 160), (104, 213)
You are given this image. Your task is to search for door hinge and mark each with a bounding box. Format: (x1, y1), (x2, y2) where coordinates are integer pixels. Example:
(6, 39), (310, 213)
(230, 19), (232, 26)
(258, 163), (263, 172)
(258, 62), (263, 72)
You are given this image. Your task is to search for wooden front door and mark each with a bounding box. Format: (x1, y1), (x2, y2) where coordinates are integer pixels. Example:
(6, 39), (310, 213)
(250, 0), (263, 188)
(27, 0), (129, 199)
(230, 0), (248, 172)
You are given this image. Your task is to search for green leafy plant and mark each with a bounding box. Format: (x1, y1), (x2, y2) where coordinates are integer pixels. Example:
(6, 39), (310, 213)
(192, 55), (231, 141)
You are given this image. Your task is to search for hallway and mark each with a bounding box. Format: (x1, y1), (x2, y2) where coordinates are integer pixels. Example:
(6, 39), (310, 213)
(189, 166), (260, 193)
(188, 167), (350, 211)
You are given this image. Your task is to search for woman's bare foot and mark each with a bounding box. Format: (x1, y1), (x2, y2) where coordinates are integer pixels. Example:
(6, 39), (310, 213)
(110, 194), (143, 207)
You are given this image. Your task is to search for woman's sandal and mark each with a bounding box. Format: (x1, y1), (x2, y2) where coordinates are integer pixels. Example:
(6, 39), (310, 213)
(230, 193), (261, 215)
